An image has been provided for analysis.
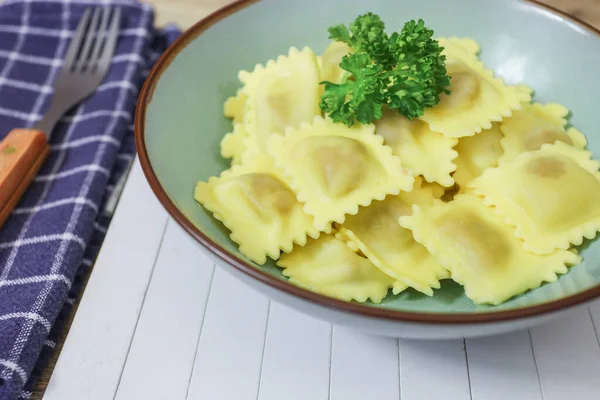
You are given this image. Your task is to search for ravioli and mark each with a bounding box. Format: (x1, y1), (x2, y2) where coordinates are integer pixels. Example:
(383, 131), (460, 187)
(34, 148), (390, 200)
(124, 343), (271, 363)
(375, 107), (458, 187)
(238, 47), (322, 161)
(220, 123), (249, 166)
(223, 89), (247, 123)
(320, 41), (351, 86)
(278, 234), (395, 303)
(419, 38), (532, 138)
(336, 179), (449, 296)
(194, 154), (321, 264)
(421, 181), (447, 199)
(268, 115), (415, 231)
(399, 194), (580, 305)
(468, 142), (600, 254)
(198, 34), (599, 307)
(438, 37), (481, 57)
(499, 102), (587, 163)
(452, 123), (504, 190)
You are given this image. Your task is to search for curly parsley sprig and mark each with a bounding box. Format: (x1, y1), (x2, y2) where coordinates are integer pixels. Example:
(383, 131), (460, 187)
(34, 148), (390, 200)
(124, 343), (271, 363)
(319, 13), (451, 127)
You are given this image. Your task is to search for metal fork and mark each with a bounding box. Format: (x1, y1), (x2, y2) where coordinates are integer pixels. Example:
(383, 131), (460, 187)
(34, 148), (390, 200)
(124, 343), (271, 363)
(0, 7), (122, 228)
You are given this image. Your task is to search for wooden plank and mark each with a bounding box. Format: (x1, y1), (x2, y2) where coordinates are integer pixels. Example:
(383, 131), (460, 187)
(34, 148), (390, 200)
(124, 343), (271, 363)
(530, 308), (600, 400)
(43, 161), (170, 400)
(114, 220), (215, 400)
(330, 328), (399, 400)
(186, 267), (270, 400)
(466, 331), (543, 400)
(257, 303), (331, 400)
(31, 1), (600, 398)
(399, 339), (471, 400)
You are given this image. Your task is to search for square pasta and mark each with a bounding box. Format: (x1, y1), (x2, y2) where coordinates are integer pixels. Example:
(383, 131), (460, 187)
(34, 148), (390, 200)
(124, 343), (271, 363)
(336, 179), (449, 296)
(421, 181), (447, 199)
(468, 142), (600, 254)
(220, 89), (249, 166)
(319, 40), (351, 86)
(223, 88), (247, 123)
(333, 230), (409, 296)
(194, 153), (322, 265)
(438, 37), (481, 57)
(452, 123), (504, 190)
(220, 123), (249, 166)
(419, 37), (532, 138)
(399, 194), (580, 305)
(238, 46), (322, 161)
(499, 102), (587, 163)
(267, 115), (415, 231)
(375, 107), (458, 188)
(278, 234), (395, 303)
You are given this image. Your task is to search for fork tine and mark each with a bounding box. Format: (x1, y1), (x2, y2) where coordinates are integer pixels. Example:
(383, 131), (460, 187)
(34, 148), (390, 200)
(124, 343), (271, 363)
(62, 8), (92, 69)
(89, 7), (111, 71)
(97, 7), (121, 75)
(74, 7), (102, 72)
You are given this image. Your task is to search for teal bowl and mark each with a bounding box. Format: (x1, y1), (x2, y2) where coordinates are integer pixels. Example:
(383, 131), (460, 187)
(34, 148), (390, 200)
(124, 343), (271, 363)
(135, 0), (600, 338)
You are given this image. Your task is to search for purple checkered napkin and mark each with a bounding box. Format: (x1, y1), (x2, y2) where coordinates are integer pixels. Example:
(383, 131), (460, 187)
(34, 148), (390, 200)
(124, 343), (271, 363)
(0, 1), (180, 399)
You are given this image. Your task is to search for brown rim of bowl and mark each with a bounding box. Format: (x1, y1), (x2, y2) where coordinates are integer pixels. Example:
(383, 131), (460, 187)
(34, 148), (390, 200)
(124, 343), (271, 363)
(135, 0), (600, 324)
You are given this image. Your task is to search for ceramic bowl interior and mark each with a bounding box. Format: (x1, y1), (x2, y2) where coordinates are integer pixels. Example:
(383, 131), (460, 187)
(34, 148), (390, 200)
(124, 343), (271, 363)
(137, 0), (600, 321)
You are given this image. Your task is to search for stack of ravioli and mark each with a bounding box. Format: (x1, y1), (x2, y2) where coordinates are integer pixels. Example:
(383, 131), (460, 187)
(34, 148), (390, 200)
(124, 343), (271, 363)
(195, 37), (599, 306)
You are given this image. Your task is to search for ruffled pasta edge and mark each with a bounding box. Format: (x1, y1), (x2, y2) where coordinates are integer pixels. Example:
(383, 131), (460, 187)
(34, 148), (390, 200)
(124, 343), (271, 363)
(399, 203), (580, 305)
(194, 154), (322, 264)
(268, 115), (415, 231)
(277, 236), (393, 304)
(468, 142), (600, 254)
(421, 47), (533, 138)
(336, 227), (445, 296)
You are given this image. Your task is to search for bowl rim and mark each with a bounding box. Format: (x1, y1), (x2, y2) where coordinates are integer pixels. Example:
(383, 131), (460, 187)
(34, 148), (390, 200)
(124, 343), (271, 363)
(135, 0), (600, 324)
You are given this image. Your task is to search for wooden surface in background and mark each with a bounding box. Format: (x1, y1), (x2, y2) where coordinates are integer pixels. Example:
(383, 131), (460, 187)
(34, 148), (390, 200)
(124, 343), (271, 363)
(143, 0), (600, 30)
(31, 0), (600, 399)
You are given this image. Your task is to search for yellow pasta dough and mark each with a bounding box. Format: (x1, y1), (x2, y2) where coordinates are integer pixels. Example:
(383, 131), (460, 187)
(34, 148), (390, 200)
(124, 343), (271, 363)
(238, 47), (322, 161)
(499, 102), (587, 163)
(419, 38), (532, 138)
(278, 234), (395, 303)
(375, 107), (458, 187)
(333, 231), (406, 297)
(452, 123), (504, 190)
(220, 123), (249, 166)
(399, 194), (581, 305)
(468, 142), (600, 254)
(197, 30), (600, 307)
(194, 153), (321, 265)
(391, 281), (408, 295)
(223, 89), (247, 123)
(267, 115), (415, 231)
(336, 179), (449, 296)
(421, 181), (446, 199)
(320, 41), (351, 85)
(438, 37), (481, 57)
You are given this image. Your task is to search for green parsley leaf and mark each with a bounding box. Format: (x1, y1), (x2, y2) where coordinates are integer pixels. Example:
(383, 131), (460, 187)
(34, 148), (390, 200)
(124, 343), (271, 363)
(319, 53), (386, 126)
(319, 13), (451, 126)
(327, 24), (353, 46)
(348, 12), (390, 63)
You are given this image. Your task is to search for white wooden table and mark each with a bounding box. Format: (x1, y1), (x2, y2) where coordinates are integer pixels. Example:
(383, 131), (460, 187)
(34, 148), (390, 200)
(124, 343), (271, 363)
(40, 158), (600, 400)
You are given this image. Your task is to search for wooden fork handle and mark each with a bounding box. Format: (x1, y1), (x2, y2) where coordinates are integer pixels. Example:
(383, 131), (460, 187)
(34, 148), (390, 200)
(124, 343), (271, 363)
(0, 129), (50, 228)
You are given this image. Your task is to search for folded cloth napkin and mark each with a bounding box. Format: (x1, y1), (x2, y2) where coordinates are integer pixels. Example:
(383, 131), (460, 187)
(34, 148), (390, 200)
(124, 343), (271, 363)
(0, 1), (180, 398)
